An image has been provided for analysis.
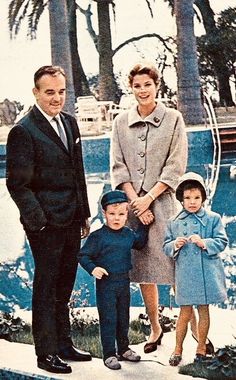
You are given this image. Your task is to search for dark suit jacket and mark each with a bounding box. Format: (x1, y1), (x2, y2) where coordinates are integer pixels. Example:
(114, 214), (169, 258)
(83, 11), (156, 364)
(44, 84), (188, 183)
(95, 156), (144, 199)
(6, 105), (90, 231)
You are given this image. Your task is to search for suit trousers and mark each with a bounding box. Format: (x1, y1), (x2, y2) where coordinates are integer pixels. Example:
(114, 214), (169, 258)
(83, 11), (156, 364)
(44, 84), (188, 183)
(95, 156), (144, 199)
(26, 221), (81, 356)
(96, 274), (130, 360)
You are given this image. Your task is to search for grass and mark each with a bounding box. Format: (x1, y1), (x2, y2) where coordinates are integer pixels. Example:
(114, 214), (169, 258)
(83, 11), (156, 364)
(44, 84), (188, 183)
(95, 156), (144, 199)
(2, 317), (147, 359)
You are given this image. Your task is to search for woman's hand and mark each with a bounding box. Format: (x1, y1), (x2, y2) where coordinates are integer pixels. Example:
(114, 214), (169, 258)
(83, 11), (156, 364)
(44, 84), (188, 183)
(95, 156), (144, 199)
(138, 209), (154, 225)
(130, 194), (152, 216)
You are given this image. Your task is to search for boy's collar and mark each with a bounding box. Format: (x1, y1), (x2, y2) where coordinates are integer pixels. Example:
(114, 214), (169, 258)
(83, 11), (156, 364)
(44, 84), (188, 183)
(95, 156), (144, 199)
(103, 224), (124, 233)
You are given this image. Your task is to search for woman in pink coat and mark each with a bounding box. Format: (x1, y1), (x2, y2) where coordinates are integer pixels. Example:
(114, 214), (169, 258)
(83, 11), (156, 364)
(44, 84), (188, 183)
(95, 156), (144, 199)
(111, 62), (188, 353)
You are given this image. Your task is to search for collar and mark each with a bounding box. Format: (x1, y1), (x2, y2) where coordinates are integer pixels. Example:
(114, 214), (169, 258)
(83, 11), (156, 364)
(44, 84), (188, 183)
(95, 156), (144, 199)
(127, 101), (166, 128)
(35, 103), (60, 124)
(103, 224), (124, 233)
(174, 207), (206, 226)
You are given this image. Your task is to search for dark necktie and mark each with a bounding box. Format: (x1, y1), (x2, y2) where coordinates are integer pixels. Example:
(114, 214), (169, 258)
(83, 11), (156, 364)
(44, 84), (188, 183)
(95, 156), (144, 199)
(53, 117), (68, 150)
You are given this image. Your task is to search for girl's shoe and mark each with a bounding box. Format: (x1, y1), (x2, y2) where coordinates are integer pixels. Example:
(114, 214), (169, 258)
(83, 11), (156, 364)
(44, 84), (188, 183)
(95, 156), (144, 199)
(169, 353), (182, 366)
(192, 334), (215, 355)
(144, 331), (163, 354)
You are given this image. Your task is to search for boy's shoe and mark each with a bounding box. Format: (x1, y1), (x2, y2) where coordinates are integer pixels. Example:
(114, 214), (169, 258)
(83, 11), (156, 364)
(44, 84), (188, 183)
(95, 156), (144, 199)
(118, 349), (141, 362)
(104, 356), (121, 370)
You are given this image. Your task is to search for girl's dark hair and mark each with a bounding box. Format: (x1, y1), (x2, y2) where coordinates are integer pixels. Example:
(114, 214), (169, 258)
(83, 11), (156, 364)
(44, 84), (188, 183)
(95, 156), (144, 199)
(180, 180), (206, 202)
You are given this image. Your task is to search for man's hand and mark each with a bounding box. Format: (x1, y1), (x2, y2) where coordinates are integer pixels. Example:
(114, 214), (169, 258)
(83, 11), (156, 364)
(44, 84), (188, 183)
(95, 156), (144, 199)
(92, 267), (109, 279)
(81, 218), (90, 239)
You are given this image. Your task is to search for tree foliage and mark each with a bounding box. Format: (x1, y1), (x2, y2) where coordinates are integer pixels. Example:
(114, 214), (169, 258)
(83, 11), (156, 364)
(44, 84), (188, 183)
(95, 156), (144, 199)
(197, 6), (236, 105)
(8, 0), (235, 107)
(164, 0), (236, 106)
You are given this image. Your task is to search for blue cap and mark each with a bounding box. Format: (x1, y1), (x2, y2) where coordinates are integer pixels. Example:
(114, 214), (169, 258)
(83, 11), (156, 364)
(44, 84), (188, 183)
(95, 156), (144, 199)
(101, 190), (128, 209)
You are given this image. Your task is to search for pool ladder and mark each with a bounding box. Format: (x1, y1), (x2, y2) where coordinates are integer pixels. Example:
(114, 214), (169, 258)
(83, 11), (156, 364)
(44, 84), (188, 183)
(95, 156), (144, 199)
(203, 92), (221, 209)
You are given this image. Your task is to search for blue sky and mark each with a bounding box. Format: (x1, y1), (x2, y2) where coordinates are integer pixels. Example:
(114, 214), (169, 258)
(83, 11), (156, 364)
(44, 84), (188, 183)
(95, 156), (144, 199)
(1, 0), (235, 107)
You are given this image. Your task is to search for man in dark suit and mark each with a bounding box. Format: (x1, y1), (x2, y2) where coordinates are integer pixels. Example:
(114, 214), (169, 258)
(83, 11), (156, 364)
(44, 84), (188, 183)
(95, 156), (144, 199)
(6, 65), (92, 374)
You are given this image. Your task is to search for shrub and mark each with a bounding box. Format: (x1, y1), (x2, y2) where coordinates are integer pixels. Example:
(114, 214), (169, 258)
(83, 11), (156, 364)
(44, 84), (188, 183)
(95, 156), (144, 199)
(179, 344), (236, 380)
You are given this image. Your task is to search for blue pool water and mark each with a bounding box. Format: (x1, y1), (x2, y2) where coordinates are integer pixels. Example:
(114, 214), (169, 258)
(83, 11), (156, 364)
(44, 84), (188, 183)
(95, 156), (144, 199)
(0, 132), (235, 312)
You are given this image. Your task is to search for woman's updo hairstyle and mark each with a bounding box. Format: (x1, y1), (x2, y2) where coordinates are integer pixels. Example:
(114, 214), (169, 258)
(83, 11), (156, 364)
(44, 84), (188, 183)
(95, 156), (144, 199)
(128, 62), (161, 88)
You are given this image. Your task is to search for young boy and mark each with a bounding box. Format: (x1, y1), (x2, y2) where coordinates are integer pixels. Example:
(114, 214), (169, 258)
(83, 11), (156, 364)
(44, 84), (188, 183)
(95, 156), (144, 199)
(163, 172), (228, 366)
(79, 190), (148, 370)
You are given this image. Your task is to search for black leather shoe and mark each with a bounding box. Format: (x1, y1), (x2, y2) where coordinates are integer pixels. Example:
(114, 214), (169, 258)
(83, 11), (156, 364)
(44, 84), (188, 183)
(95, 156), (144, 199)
(37, 354), (72, 374)
(59, 345), (92, 361)
(144, 331), (163, 354)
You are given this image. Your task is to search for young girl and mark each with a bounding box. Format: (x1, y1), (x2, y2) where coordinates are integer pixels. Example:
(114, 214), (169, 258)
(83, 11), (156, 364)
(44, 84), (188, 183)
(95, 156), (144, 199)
(163, 172), (228, 365)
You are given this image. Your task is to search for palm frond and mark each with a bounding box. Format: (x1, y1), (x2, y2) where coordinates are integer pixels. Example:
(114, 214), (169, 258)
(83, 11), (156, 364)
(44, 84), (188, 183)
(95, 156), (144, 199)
(8, 0), (30, 37)
(163, 0), (174, 16)
(27, 0), (46, 39)
(8, 0), (46, 39)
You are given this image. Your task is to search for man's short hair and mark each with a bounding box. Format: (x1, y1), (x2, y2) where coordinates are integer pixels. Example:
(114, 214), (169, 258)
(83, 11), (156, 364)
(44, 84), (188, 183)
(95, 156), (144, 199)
(34, 65), (66, 88)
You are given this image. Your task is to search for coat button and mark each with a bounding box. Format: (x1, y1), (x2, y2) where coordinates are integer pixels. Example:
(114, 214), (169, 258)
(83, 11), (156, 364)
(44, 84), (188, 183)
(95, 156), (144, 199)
(153, 117), (160, 123)
(194, 221), (197, 224)
(183, 222), (187, 226)
(137, 168), (145, 174)
(140, 135), (146, 141)
(139, 152), (145, 157)
(183, 231), (187, 235)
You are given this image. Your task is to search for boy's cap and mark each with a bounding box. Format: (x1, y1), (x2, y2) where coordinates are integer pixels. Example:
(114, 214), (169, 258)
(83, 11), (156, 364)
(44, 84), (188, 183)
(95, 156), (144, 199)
(101, 190), (128, 209)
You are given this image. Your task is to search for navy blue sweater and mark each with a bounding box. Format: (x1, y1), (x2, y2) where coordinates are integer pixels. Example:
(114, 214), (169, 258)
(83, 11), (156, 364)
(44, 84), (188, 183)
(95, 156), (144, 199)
(79, 224), (148, 275)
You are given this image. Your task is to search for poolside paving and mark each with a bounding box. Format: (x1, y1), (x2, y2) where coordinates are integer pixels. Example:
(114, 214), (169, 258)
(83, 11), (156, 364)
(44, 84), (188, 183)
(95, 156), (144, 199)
(0, 336), (198, 380)
(1, 306), (236, 379)
(1, 308), (235, 379)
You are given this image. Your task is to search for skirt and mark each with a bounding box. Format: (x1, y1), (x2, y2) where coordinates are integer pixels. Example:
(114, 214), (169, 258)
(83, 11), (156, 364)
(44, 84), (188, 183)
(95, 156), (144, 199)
(129, 190), (177, 284)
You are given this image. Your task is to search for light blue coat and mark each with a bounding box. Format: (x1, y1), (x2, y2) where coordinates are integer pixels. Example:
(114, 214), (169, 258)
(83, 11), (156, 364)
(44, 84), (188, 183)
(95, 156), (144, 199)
(163, 207), (228, 306)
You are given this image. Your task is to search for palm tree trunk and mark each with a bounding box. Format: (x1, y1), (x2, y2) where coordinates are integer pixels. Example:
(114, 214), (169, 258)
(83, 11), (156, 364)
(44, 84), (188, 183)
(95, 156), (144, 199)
(96, 0), (119, 102)
(175, 0), (204, 125)
(67, 0), (91, 98)
(48, 0), (75, 115)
